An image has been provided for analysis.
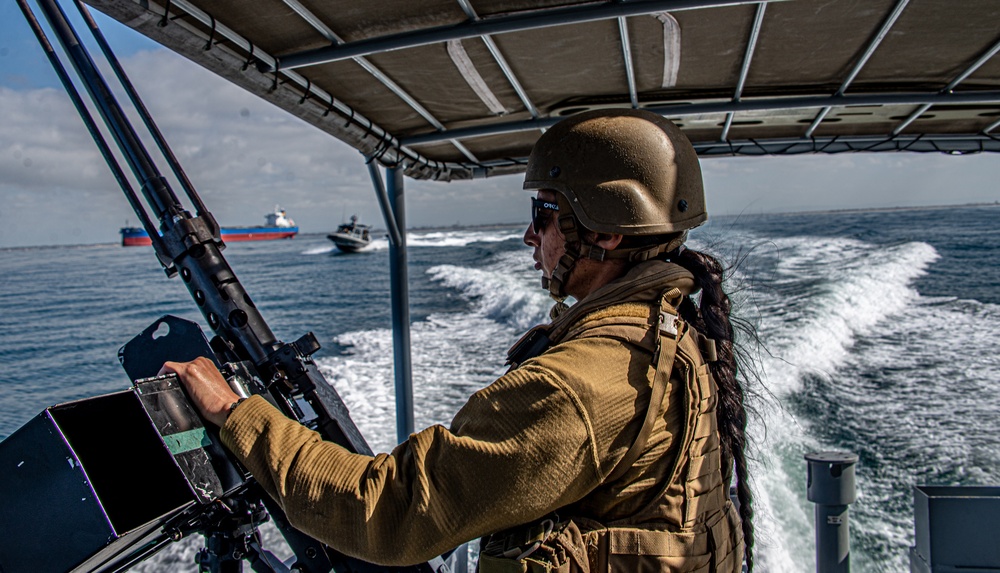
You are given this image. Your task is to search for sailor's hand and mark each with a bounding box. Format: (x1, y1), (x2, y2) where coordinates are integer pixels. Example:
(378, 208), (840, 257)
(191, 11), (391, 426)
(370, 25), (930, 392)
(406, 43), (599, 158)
(159, 357), (240, 427)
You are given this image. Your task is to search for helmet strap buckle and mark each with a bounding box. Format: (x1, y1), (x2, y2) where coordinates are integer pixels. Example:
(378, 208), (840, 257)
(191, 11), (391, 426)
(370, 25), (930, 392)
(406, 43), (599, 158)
(579, 243), (607, 261)
(557, 213), (579, 244)
(547, 252), (578, 300)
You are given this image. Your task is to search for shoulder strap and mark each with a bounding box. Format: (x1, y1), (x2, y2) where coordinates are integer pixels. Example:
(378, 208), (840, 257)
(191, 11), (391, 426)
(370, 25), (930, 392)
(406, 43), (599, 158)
(605, 288), (684, 483)
(505, 325), (553, 370)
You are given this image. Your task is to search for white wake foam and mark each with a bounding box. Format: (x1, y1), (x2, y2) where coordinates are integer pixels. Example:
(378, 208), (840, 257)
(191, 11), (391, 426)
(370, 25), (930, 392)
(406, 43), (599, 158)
(316, 248), (546, 452)
(747, 236), (940, 571)
(301, 245), (337, 255)
(407, 228), (523, 247)
(426, 258), (551, 331)
(759, 237), (939, 394)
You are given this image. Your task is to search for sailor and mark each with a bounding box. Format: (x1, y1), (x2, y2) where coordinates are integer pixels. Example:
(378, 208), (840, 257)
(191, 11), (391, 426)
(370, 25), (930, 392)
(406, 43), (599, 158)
(164, 108), (754, 572)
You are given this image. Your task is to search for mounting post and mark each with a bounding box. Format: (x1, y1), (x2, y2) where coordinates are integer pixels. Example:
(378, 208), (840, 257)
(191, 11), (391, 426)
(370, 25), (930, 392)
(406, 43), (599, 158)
(806, 452), (859, 573)
(387, 166), (415, 444)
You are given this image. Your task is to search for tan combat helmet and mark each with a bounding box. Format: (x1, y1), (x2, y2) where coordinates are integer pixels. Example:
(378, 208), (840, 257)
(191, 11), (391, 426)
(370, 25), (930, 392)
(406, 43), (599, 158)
(524, 108), (706, 235)
(523, 108), (707, 299)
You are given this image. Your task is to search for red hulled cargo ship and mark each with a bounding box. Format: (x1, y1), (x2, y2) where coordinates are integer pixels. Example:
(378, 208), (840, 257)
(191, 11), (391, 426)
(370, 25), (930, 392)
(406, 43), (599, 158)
(121, 207), (298, 246)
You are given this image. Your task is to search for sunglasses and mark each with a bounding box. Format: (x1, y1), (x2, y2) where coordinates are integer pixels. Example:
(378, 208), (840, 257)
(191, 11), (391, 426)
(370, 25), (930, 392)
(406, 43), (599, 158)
(531, 197), (560, 233)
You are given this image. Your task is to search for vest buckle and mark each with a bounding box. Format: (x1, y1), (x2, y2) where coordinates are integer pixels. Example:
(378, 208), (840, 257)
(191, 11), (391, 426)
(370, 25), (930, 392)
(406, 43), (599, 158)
(658, 311), (679, 336)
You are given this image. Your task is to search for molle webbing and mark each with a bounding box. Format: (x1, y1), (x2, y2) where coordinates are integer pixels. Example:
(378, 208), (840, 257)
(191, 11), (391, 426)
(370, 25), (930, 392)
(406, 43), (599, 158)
(587, 502), (740, 562)
(487, 277), (740, 573)
(553, 288), (726, 519)
(481, 505), (743, 573)
(604, 288), (683, 483)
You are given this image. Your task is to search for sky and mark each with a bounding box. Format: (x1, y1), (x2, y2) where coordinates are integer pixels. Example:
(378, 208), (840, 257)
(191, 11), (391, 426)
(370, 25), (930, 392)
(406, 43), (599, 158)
(1, 2), (998, 248)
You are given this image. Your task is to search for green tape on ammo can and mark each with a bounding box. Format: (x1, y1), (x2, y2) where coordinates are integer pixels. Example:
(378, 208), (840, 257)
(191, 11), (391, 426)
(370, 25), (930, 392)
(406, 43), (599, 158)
(164, 428), (212, 455)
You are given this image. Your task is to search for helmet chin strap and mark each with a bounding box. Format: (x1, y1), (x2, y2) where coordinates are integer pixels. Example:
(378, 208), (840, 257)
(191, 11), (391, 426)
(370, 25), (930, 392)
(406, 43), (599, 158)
(544, 251), (579, 301)
(543, 206), (584, 301)
(540, 216), (690, 302)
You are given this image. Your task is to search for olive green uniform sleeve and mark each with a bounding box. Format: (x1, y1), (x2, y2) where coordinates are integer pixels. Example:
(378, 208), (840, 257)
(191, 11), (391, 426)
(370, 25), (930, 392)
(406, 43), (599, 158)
(220, 363), (604, 567)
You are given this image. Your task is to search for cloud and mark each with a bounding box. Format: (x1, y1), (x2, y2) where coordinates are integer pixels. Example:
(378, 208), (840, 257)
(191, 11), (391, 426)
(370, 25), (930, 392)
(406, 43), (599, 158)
(0, 87), (108, 191)
(1, 46), (999, 247)
(0, 46), (531, 247)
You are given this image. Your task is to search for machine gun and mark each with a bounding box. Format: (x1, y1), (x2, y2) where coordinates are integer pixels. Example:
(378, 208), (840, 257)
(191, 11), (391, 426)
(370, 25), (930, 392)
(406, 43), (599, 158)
(0, 1), (458, 572)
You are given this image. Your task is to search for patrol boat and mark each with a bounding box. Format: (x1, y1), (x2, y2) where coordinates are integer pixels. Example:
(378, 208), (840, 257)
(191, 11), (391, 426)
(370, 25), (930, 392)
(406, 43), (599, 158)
(3, 0), (1000, 572)
(327, 215), (372, 252)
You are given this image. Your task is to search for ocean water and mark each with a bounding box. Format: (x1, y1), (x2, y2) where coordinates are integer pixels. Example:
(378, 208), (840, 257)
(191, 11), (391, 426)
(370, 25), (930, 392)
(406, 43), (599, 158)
(0, 204), (997, 572)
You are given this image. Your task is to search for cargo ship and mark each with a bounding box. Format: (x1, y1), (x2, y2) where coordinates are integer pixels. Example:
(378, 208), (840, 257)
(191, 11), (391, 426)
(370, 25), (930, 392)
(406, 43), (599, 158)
(121, 206), (298, 246)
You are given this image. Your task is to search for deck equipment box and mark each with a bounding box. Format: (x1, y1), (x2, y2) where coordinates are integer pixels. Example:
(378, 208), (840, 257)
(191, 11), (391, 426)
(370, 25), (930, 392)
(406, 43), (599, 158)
(909, 485), (1000, 573)
(0, 377), (242, 573)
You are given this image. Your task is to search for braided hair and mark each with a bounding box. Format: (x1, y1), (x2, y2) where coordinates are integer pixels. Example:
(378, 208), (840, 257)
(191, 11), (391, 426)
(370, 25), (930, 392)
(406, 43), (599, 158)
(614, 233), (756, 571)
(674, 247), (755, 572)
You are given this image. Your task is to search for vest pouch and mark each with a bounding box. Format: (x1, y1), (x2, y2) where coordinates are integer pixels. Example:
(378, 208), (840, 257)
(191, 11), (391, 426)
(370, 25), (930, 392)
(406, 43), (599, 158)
(583, 506), (742, 573)
(583, 526), (713, 573)
(480, 520), (590, 573)
(477, 552), (570, 573)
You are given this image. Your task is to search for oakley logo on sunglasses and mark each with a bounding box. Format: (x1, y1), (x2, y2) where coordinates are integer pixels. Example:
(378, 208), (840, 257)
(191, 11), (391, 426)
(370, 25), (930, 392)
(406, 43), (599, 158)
(531, 198), (560, 233)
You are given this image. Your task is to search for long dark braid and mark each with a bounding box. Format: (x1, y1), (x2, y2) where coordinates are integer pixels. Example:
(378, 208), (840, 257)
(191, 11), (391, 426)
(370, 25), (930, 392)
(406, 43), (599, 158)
(674, 247), (756, 572)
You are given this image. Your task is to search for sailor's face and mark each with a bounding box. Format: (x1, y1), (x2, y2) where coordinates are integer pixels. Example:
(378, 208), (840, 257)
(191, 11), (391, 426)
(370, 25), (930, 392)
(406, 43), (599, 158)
(523, 190), (565, 279)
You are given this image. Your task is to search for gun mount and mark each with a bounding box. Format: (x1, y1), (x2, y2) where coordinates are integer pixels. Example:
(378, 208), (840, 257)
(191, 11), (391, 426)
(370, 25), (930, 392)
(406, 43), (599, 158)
(0, 1), (457, 572)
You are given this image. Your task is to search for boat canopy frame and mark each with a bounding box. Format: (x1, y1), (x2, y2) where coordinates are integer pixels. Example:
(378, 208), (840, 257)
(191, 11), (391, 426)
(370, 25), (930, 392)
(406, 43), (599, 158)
(84, 0), (1000, 182)
(74, 0), (1000, 443)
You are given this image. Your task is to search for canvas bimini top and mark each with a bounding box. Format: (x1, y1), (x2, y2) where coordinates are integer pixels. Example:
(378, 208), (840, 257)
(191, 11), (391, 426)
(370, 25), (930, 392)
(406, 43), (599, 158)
(84, 0), (1000, 181)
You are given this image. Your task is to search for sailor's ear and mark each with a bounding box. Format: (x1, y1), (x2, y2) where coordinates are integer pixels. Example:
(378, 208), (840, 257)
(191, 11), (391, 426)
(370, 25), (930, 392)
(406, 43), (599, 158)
(591, 232), (623, 250)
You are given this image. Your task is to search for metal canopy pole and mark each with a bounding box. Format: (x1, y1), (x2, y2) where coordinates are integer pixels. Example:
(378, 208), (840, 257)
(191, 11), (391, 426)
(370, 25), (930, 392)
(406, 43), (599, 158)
(400, 89), (1000, 146)
(365, 160), (414, 443)
(387, 166), (415, 444)
(454, 0), (540, 118)
(804, 0), (910, 138)
(618, 17), (639, 108)
(721, 1), (767, 141)
(272, 0), (780, 71)
(277, 0), (480, 165)
(370, 161), (469, 573)
(163, 0), (426, 171)
(367, 159), (404, 247)
(892, 36), (1000, 136)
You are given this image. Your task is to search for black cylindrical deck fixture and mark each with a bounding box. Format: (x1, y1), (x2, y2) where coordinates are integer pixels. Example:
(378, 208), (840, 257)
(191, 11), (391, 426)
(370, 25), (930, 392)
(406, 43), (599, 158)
(805, 451), (859, 573)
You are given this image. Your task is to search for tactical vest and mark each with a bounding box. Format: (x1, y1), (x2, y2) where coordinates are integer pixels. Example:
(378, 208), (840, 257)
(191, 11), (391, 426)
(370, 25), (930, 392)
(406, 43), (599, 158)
(481, 288), (743, 573)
